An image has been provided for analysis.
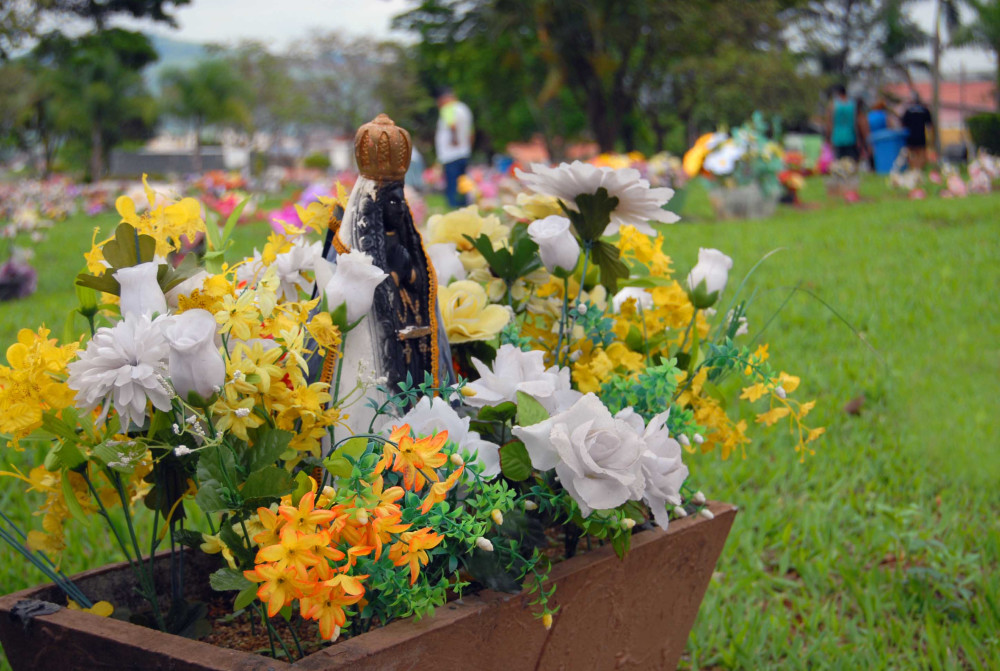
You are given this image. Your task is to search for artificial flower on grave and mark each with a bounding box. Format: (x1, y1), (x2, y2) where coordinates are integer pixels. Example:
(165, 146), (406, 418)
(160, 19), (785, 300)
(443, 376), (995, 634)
(0, 152), (822, 661)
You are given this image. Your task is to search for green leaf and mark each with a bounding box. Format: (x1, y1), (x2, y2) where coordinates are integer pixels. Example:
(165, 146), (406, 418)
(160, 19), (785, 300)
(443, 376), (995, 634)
(477, 402), (518, 423)
(591, 240), (629, 292)
(245, 429), (293, 472)
(570, 188), (619, 242)
(197, 445), (238, 487)
(49, 440), (87, 471)
(515, 391), (549, 427)
(209, 567), (254, 592)
(75, 280), (99, 316)
(234, 585), (257, 611)
(203, 212), (222, 252)
(194, 480), (230, 513)
(240, 466), (295, 502)
(60, 470), (90, 526)
(218, 523), (254, 566)
(291, 470), (313, 506)
(499, 440), (532, 481)
(221, 198), (250, 246)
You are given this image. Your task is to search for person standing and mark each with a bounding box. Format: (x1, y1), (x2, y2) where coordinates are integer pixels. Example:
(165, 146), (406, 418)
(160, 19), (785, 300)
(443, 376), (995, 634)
(900, 93), (934, 170)
(435, 88), (474, 208)
(826, 85), (867, 162)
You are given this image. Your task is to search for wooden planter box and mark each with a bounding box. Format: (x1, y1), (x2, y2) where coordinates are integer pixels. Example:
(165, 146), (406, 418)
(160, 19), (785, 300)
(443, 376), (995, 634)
(0, 503), (736, 671)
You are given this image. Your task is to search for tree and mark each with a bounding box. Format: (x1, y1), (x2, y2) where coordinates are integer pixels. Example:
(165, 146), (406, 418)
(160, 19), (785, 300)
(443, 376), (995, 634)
(1, 0), (189, 59)
(32, 28), (159, 179)
(393, 0), (587, 158)
(791, 0), (924, 80)
(955, 1), (1000, 107)
(159, 59), (252, 172)
(877, 0), (929, 90)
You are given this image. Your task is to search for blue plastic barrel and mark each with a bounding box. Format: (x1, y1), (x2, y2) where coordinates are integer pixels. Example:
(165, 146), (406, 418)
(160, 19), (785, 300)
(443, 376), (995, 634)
(870, 129), (909, 174)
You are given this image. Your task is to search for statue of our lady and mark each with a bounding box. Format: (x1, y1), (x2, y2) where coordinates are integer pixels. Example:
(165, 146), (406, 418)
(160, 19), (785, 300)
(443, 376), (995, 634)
(317, 114), (454, 435)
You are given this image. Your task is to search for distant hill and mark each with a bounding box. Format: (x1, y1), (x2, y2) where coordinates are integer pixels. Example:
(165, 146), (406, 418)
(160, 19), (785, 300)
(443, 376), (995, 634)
(145, 33), (208, 91)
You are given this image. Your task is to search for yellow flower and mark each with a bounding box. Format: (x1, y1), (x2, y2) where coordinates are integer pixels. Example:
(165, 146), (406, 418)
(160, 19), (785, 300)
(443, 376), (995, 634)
(67, 600), (114, 617)
(261, 232), (293, 265)
(293, 184), (348, 235)
(756, 406), (792, 427)
(200, 534), (238, 569)
(502, 192), (564, 221)
(212, 386), (265, 441)
(215, 290), (259, 341)
(437, 281), (510, 343)
(425, 206), (510, 272)
(115, 175), (205, 256)
(307, 312), (342, 355)
(0, 328), (78, 441)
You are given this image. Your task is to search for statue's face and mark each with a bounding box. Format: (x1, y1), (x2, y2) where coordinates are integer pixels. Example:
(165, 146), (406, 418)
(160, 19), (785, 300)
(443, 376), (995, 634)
(381, 185), (408, 234)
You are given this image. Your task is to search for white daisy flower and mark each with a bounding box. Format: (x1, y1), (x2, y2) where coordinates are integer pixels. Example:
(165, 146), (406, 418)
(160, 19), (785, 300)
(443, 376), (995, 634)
(67, 314), (173, 429)
(515, 160), (679, 236)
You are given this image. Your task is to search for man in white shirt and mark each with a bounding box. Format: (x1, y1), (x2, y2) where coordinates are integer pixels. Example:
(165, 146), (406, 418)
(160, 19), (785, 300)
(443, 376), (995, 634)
(434, 88), (474, 207)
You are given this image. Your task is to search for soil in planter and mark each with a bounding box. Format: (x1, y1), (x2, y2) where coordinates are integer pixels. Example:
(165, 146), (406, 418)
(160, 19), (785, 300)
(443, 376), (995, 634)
(201, 593), (327, 659)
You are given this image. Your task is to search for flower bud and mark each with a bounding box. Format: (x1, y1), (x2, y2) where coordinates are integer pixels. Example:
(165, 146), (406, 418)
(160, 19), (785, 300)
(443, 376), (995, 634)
(621, 518), (636, 530)
(569, 349), (582, 362)
(686, 248), (733, 309)
(542, 612), (553, 630)
(450, 453), (465, 466)
(355, 509), (369, 525)
(114, 262), (167, 318)
(693, 433), (705, 445)
(460, 386), (477, 397)
(173, 445), (192, 457)
(775, 385), (787, 399)
(523, 500), (538, 511)
(692, 491), (707, 505)
(576, 302), (588, 315)
(678, 434), (691, 447)
(698, 507), (715, 520)
(491, 509), (504, 526)
(475, 537), (494, 552)
(673, 505), (688, 518)
(527, 215), (580, 275)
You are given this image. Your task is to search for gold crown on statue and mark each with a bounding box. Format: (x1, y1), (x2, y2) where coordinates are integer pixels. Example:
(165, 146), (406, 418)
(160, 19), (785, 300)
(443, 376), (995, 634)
(355, 114), (412, 181)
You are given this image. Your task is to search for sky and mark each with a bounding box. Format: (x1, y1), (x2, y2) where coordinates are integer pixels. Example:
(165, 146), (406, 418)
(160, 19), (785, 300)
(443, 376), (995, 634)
(106, 0), (994, 78)
(113, 0), (413, 48)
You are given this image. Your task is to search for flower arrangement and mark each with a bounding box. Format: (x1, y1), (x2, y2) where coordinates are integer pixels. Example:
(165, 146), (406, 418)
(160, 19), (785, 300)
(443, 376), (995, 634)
(682, 113), (784, 197)
(0, 159), (820, 659)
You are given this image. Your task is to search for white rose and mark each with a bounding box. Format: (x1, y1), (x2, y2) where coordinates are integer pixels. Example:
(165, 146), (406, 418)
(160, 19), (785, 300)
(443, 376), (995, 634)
(513, 393), (645, 516)
(686, 248), (733, 308)
(321, 251), (388, 323)
(464, 344), (574, 413)
(633, 410), (688, 529)
(114, 262), (167, 318)
(527, 215), (580, 274)
(612, 286), (654, 314)
(426, 243), (467, 284)
(384, 396), (501, 479)
(160, 309), (226, 403)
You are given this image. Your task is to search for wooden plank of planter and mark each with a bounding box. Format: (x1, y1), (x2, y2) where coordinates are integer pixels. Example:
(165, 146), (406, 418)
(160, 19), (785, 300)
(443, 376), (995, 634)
(0, 502), (736, 671)
(295, 502), (736, 671)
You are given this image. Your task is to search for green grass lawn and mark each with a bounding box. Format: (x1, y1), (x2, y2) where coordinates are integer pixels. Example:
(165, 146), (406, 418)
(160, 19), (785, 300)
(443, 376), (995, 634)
(2, 176), (999, 668)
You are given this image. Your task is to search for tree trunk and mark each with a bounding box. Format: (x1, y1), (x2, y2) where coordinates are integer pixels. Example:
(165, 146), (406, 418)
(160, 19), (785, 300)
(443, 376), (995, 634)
(89, 120), (104, 182)
(931, 0), (943, 161)
(194, 119), (203, 174)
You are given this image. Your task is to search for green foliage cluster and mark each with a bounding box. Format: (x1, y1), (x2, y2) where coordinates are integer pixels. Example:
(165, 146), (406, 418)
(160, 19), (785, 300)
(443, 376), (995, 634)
(966, 112), (1000, 153)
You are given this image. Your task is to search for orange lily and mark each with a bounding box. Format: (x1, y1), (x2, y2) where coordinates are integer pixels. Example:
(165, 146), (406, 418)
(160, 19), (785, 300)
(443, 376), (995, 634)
(388, 527), (444, 584)
(420, 464), (464, 514)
